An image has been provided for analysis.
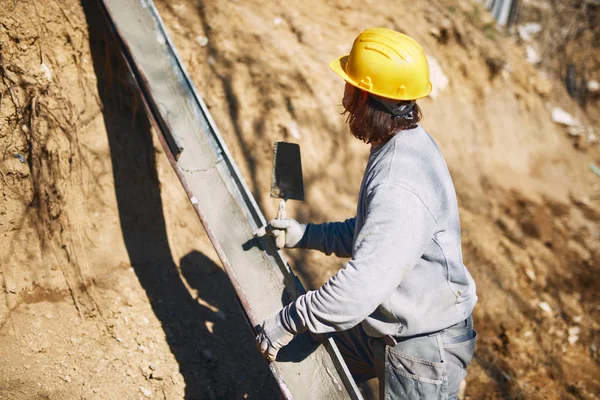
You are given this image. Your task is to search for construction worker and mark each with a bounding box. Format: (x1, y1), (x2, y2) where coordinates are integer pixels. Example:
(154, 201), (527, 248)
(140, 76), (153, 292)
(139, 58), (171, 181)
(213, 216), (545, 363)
(254, 27), (477, 400)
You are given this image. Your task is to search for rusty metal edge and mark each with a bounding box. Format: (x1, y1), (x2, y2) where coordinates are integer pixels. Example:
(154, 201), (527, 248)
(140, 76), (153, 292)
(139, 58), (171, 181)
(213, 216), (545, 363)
(96, 2), (183, 159)
(95, 1), (293, 398)
(96, 1), (363, 399)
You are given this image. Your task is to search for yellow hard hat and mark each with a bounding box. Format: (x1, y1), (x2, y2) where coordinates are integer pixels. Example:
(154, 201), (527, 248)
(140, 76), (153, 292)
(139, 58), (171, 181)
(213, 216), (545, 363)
(330, 27), (432, 100)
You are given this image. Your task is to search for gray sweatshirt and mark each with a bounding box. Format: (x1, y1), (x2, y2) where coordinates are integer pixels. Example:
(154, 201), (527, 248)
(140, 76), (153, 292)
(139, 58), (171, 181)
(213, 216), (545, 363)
(282, 126), (477, 338)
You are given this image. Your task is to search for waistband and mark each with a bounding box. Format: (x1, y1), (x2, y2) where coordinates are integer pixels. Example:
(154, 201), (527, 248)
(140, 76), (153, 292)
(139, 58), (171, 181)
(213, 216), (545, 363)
(383, 315), (473, 347)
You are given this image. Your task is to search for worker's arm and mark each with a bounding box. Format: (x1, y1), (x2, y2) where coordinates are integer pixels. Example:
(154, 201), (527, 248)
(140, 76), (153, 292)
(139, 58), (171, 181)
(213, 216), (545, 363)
(281, 184), (436, 334)
(301, 218), (356, 258)
(254, 217), (356, 258)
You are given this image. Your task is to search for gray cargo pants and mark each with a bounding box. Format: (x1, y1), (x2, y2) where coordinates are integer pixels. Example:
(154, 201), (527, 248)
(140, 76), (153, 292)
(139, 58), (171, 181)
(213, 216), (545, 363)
(333, 316), (476, 400)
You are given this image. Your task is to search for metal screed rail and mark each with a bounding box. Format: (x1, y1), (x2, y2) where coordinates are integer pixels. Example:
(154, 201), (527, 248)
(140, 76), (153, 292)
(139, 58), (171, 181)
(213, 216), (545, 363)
(96, 0), (363, 399)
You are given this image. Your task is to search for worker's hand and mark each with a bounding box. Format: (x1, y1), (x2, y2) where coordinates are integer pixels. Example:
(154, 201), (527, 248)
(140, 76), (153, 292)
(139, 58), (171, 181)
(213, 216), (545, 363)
(254, 218), (307, 248)
(255, 311), (295, 362)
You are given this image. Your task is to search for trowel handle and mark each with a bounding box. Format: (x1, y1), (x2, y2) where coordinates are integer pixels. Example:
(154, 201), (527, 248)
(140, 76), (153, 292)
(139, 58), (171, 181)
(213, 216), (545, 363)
(276, 200), (287, 249)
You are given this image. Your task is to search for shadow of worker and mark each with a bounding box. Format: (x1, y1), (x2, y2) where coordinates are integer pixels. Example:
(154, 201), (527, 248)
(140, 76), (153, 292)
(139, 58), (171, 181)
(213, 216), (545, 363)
(180, 251), (279, 398)
(82, 2), (278, 398)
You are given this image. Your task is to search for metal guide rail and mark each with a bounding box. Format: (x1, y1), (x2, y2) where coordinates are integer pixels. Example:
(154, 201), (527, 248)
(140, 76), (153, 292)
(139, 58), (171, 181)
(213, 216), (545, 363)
(96, 0), (363, 399)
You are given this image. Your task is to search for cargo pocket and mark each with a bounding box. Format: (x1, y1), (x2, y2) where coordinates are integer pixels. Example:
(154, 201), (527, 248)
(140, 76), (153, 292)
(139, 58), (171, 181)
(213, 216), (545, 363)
(384, 345), (447, 400)
(442, 329), (477, 368)
(442, 329), (477, 395)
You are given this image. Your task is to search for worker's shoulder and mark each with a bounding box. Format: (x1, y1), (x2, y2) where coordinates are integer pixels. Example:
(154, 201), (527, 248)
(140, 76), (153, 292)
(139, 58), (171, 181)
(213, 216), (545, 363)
(366, 126), (448, 188)
(382, 127), (454, 215)
(387, 126), (447, 179)
(392, 125), (443, 160)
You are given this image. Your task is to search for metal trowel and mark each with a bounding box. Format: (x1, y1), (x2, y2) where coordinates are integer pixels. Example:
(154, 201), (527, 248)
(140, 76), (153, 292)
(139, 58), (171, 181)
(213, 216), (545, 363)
(271, 142), (305, 248)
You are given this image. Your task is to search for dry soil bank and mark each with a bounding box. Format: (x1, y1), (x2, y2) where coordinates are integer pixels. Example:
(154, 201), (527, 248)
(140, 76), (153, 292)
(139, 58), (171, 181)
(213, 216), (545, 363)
(1, 0), (599, 399)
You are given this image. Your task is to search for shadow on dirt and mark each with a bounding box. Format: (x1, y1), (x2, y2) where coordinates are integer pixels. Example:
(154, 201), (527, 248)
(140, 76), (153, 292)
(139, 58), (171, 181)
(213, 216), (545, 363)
(82, 3), (278, 398)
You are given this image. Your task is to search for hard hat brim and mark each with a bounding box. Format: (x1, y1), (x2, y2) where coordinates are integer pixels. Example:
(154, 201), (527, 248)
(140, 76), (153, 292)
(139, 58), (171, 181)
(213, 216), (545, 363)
(329, 55), (353, 87)
(329, 55), (433, 101)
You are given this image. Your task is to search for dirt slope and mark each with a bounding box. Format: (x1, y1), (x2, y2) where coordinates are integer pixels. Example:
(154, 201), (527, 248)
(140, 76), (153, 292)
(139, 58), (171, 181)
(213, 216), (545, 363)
(1, 0), (599, 399)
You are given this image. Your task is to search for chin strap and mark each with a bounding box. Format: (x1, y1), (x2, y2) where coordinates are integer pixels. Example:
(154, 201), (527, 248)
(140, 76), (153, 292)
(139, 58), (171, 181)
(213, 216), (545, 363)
(369, 94), (416, 119)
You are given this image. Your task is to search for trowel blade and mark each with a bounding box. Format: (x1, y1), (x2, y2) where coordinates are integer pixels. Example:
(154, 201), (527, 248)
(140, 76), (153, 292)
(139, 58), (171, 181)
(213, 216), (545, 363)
(270, 142), (305, 201)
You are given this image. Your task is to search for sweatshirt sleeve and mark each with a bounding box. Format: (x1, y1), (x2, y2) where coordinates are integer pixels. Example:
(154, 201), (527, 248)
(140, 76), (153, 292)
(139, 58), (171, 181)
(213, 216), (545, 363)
(301, 218), (356, 258)
(282, 184), (437, 334)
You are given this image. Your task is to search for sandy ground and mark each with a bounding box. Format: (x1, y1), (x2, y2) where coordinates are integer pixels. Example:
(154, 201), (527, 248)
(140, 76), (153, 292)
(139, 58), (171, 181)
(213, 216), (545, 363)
(1, 0), (599, 399)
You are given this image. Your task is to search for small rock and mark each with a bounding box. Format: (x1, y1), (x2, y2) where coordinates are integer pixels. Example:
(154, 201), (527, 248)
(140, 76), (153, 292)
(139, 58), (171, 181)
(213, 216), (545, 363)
(568, 326), (581, 336)
(149, 363), (157, 371)
(273, 17), (283, 26)
(566, 125), (587, 137)
(288, 121), (301, 140)
(525, 269), (536, 281)
(551, 108), (579, 127)
(525, 45), (541, 65)
(538, 301), (553, 314)
(139, 386), (152, 398)
(40, 63), (52, 81)
(195, 35), (209, 47)
(150, 370), (164, 381)
(587, 80), (599, 93)
(523, 331), (533, 338)
(140, 365), (152, 379)
(569, 126), (597, 145)
(568, 334), (579, 345)
(427, 54), (449, 99)
(573, 315), (582, 323)
(517, 23), (542, 42)
(60, 375), (71, 383)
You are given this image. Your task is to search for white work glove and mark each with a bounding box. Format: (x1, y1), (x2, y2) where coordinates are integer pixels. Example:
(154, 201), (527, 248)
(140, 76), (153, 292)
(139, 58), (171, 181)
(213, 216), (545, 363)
(254, 218), (307, 248)
(256, 311), (295, 362)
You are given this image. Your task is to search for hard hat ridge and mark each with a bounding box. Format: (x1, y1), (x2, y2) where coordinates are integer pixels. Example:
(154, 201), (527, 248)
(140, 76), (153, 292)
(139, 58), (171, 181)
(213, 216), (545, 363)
(329, 27), (432, 101)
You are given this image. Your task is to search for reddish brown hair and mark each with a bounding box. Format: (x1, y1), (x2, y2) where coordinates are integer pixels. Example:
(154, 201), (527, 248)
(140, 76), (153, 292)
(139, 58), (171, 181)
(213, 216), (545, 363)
(342, 83), (421, 144)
